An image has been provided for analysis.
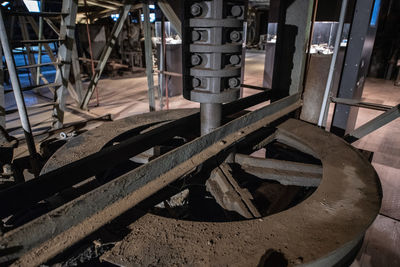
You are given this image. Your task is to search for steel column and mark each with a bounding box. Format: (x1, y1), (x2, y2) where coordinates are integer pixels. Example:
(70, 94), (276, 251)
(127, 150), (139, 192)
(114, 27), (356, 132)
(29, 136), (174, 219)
(270, 0), (314, 100)
(53, 0), (78, 128)
(0, 48), (4, 128)
(143, 3), (156, 111)
(80, 4), (132, 110)
(0, 9), (38, 162)
(330, 0), (381, 136)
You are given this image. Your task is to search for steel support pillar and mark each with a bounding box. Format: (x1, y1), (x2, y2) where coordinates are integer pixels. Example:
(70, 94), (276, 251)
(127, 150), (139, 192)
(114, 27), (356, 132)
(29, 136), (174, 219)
(270, 0), (314, 101)
(80, 3), (132, 110)
(143, 3), (156, 111)
(0, 9), (38, 166)
(330, 0), (381, 136)
(52, 0), (78, 128)
(182, 0), (246, 134)
(0, 48), (4, 128)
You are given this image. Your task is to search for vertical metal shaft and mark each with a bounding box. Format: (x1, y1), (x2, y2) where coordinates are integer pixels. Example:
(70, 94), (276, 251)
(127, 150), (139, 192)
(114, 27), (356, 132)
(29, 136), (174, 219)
(36, 0), (45, 85)
(143, 3), (156, 111)
(0, 10), (37, 158)
(318, 0), (348, 127)
(201, 103), (222, 135)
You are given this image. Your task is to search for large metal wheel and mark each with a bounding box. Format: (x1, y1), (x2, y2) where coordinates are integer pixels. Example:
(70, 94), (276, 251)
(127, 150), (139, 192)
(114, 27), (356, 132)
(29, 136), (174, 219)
(41, 109), (381, 267)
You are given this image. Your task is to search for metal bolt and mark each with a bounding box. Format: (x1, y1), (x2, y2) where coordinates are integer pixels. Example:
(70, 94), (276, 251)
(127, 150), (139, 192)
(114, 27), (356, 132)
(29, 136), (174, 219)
(228, 77), (240, 88)
(2, 164), (12, 176)
(192, 31), (201, 41)
(231, 5), (243, 17)
(230, 55), (241, 65)
(192, 78), (201, 87)
(230, 31), (241, 42)
(191, 55), (202, 65)
(191, 4), (202, 16)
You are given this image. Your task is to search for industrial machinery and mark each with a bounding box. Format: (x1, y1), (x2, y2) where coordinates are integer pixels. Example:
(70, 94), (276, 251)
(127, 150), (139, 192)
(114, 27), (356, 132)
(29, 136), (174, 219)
(0, 1), (382, 266)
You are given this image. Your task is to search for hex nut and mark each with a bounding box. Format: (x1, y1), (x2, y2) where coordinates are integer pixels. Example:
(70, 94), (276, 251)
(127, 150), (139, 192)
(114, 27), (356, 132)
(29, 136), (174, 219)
(230, 55), (241, 65)
(192, 78), (201, 87)
(231, 5), (243, 17)
(191, 55), (202, 65)
(191, 4), (202, 16)
(230, 31), (241, 42)
(228, 78), (240, 88)
(192, 31), (201, 41)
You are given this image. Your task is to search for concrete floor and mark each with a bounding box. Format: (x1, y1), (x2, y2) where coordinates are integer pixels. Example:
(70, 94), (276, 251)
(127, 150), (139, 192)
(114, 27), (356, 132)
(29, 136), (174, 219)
(4, 51), (400, 266)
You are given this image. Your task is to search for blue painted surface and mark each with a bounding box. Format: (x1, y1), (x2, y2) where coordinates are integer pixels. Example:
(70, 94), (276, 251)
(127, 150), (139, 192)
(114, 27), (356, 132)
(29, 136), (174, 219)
(370, 0), (381, 27)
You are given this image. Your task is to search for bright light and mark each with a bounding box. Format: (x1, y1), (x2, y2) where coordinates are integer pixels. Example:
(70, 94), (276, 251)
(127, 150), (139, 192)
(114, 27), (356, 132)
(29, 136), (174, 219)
(23, 0), (40, 12)
(1, 2), (9, 7)
(149, 4), (155, 9)
(111, 14), (120, 21)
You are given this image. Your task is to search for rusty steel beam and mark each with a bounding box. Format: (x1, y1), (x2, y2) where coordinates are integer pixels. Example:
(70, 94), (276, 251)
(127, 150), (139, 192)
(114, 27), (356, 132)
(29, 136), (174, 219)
(0, 94), (301, 265)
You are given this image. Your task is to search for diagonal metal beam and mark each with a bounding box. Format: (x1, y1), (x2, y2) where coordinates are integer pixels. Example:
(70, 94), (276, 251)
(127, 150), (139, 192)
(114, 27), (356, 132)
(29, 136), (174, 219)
(0, 94), (301, 266)
(158, 0), (182, 37)
(345, 104), (400, 143)
(80, 4), (132, 110)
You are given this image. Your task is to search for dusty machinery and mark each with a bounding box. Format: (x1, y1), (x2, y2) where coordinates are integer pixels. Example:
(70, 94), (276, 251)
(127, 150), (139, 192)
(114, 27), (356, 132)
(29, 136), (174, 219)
(0, 1), (381, 266)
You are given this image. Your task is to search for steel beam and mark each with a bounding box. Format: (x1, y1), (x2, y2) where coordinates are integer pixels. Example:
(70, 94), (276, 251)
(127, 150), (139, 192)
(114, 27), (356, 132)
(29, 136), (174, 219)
(53, 0), (79, 128)
(235, 154), (322, 187)
(344, 104), (400, 143)
(157, 0), (182, 37)
(270, 0), (314, 100)
(80, 3), (132, 110)
(143, 3), (156, 111)
(0, 48), (4, 128)
(330, 0), (381, 136)
(0, 94), (301, 265)
(0, 9), (38, 165)
(0, 91), (271, 219)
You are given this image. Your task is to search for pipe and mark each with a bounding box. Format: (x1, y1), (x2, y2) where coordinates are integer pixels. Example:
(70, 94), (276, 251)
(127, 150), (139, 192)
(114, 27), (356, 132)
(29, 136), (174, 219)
(36, 0), (44, 85)
(0, 10), (38, 168)
(201, 103), (222, 135)
(317, 0), (348, 127)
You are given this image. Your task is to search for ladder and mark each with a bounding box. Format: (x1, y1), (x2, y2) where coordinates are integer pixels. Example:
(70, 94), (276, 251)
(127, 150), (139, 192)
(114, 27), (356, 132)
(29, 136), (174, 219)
(0, 0), (79, 175)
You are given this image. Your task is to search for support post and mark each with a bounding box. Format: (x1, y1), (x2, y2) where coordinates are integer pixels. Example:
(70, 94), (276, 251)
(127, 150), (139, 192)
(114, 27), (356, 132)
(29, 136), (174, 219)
(270, 0), (314, 101)
(0, 48), (4, 128)
(0, 9), (38, 169)
(80, 3), (132, 110)
(143, 3), (155, 111)
(36, 0), (45, 85)
(53, 0), (78, 128)
(330, 0), (381, 136)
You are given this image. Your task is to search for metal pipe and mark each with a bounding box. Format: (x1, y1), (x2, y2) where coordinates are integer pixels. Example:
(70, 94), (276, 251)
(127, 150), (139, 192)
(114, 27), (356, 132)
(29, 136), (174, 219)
(84, 0), (99, 106)
(317, 0), (348, 127)
(201, 103), (222, 135)
(159, 14), (165, 110)
(36, 0), (44, 85)
(143, 3), (156, 111)
(0, 10), (38, 161)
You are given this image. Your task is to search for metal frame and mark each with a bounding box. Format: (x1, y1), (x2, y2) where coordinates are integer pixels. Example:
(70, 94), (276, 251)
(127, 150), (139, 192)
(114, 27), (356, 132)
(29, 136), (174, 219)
(80, 3), (133, 110)
(53, 0), (79, 128)
(0, 93), (299, 265)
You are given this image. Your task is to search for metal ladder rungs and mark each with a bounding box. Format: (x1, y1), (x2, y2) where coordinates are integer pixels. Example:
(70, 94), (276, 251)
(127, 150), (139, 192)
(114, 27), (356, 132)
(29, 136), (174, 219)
(4, 83), (62, 93)
(12, 39), (65, 45)
(8, 62), (63, 70)
(6, 12), (69, 17)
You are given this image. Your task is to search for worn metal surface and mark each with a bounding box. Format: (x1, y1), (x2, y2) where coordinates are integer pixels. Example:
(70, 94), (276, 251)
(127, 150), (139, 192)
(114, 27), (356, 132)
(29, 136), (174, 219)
(182, 0), (246, 134)
(53, 0), (78, 128)
(0, 91), (287, 265)
(235, 153), (322, 187)
(102, 118), (381, 266)
(344, 104), (400, 143)
(80, 3), (132, 110)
